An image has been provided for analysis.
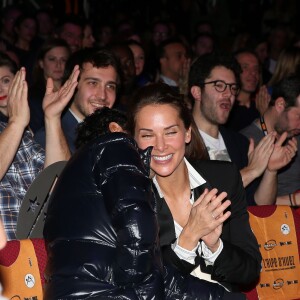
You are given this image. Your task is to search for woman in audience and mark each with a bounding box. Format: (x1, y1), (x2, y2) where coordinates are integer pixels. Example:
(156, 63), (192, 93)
(128, 40), (151, 86)
(268, 46), (300, 89)
(82, 22), (95, 48)
(29, 38), (70, 133)
(43, 107), (244, 299)
(12, 14), (38, 81)
(127, 82), (261, 292)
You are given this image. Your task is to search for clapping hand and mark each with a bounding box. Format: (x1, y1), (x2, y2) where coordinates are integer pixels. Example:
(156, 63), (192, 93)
(43, 65), (80, 121)
(180, 188), (231, 253)
(246, 132), (276, 178)
(267, 132), (297, 171)
(7, 67), (29, 129)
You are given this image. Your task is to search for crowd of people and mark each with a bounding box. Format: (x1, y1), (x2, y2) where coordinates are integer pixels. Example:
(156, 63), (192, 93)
(0, 0), (300, 298)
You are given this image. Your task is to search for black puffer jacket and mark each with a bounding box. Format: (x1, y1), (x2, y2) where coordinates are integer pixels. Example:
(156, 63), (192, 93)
(43, 133), (244, 299)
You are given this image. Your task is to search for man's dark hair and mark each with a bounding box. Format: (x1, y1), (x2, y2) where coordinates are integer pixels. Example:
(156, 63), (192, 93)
(234, 48), (260, 62)
(55, 14), (84, 35)
(157, 37), (187, 59)
(63, 47), (122, 85)
(75, 107), (127, 149)
(269, 75), (300, 108)
(188, 52), (242, 89)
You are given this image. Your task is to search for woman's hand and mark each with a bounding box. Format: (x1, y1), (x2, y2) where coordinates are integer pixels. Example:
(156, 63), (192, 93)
(7, 67), (29, 129)
(179, 188), (231, 251)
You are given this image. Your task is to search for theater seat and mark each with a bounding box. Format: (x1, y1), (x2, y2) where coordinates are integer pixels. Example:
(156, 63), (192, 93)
(243, 205), (300, 300)
(0, 239), (46, 299)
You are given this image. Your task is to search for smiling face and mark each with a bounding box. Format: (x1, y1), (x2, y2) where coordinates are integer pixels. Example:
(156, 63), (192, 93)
(70, 63), (118, 120)
(236, 52), (260, 94)
(39, 46), (69, 82)
(134, 103), (191, 178)
(199, 66), (236, 125)
(60, 23), (82, 53)
(0, 66), (14, 115)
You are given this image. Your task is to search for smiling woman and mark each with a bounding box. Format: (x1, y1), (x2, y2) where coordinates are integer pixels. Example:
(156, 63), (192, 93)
(127, 82), (262, 292)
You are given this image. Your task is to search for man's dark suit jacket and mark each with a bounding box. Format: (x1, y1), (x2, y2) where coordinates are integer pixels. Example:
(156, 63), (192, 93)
(220, 126), (258, 206)
(155, 159), (261, 292)
(34, 109), (79, 153)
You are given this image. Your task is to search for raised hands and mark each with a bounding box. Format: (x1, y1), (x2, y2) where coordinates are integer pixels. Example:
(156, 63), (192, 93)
(245, 132), (276, 179)
(43, 65), (80, 121)
(179, 188), (231, 253)
(7, 67), (29, 129)
(255, 85), (271, 115)
(267, 132), (297, 171)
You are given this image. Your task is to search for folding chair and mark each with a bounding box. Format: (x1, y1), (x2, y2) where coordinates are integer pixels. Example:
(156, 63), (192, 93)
(243, 205), (300, 300)
(0, 238), (47, 299)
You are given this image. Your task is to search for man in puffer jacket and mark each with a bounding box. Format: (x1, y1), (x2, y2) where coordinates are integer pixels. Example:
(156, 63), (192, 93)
(43, 108), (245, 299)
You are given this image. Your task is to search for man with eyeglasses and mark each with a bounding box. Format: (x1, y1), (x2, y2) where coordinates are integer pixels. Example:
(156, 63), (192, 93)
(189, 53), (296, 205)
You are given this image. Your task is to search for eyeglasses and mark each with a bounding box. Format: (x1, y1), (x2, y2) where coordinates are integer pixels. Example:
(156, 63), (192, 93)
(202, 80), (240, 96)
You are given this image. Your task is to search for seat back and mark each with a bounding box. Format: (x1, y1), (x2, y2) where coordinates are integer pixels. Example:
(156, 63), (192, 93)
(16, 161), (67, 239)
(243, 205), (300, 300)
(0, 239), (46, 299)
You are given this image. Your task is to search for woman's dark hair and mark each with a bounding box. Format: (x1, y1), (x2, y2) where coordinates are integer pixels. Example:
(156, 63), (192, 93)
(32, 38), (70, 87)
(0, 51), (18, 74)
(75, 107), (127, 149)
(127, 82), (208, 161)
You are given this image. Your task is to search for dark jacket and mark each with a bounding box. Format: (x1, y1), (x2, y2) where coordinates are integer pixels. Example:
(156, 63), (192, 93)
(156, 159), (262, 292)
(35, 109), (78, 153)
(220, 126), (259, 206)
(44, 133), (241, 299)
